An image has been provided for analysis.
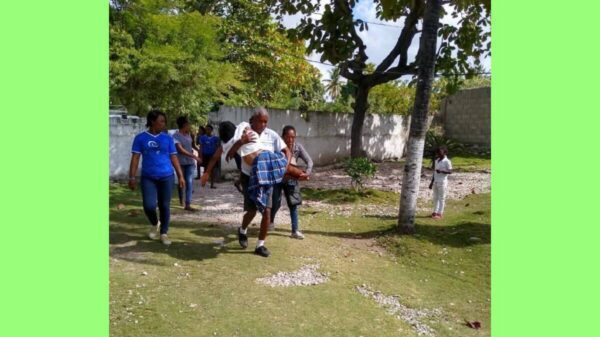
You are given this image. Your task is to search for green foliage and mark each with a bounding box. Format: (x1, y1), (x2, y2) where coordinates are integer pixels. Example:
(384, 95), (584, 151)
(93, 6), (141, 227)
(368, 81), (415, 115)
(343, 157), (378, 192)
(109, 0), (326, 124)
(424, 130), (464, 163)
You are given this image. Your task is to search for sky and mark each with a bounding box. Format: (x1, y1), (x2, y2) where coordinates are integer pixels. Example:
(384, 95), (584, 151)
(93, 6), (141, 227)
(278, 1), (491, 84)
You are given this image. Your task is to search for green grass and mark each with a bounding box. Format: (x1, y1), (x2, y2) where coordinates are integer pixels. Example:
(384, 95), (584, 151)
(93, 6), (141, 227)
(302, 187), (399, 205)
(424, 155), (491, 172)
(110, 184), (490, 337)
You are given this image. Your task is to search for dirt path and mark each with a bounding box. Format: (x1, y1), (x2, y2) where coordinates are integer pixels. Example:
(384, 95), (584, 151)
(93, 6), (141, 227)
(171, 162), (490, 227)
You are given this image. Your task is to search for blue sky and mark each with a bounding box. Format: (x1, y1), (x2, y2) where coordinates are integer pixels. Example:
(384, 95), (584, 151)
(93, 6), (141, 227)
(280, 1), (491, 83)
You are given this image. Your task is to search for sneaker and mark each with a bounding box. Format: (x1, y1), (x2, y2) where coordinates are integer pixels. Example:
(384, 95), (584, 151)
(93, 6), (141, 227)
(254, 245), (271, 257)
(160, 234), (172, 245)
(148, 221), (160, 240)
(238, 228), (248, 249)
(431, 212), (437, 218)
(291, 231), (305, 240)
(148, 230), (159, 240)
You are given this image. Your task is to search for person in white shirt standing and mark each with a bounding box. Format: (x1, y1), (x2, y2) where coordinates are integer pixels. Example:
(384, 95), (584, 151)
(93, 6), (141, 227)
(432, 147), (452, 219)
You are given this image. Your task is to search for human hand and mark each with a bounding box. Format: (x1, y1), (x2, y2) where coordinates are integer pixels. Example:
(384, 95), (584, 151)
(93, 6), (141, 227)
(200, 172), (209, 186)
(128, 179), (136, 191)
(178, 177), (185, 189)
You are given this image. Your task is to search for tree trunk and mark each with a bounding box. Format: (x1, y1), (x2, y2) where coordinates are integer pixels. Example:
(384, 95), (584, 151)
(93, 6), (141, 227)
(350, 83), (370, 158)
(398, 0), (442, 234)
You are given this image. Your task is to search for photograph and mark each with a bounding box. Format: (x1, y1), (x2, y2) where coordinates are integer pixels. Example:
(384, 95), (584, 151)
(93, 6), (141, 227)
(108, 1), (491, 336)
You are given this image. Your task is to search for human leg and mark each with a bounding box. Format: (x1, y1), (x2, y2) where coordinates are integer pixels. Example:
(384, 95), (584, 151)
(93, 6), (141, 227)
(156, 175), (174, 234)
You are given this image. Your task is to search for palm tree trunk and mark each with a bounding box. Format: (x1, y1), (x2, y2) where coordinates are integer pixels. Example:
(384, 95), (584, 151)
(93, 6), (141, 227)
(350, 83), (370, 158)
(398, 0), (442, 234)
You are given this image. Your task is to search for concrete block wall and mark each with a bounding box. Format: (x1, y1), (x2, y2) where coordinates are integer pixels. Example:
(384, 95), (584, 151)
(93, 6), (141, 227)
(209, 106), (411, 172)
(442, 87), (491, 148)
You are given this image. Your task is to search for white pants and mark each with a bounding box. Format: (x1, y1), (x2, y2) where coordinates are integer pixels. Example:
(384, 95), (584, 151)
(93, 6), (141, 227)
(432, 182), (448, 214)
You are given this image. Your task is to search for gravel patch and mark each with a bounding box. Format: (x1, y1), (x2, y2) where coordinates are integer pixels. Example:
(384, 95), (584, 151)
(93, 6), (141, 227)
(255, 264), (329, 287)
(303, 162), (490, 201)
(356, 284), (442, 336)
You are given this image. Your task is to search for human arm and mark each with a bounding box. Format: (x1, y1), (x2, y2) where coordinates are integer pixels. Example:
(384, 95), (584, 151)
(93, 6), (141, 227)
(128, 153), (141, 190)
(225, 131), (254, 161)
(200, 145), (223, 186)
(170, 155), (186, 189)
(296, 143), (313, 176)
(175, 142), (202, 164)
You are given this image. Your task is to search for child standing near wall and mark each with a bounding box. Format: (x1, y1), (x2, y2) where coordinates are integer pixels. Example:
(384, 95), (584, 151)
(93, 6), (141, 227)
(432, 147), (452, 219)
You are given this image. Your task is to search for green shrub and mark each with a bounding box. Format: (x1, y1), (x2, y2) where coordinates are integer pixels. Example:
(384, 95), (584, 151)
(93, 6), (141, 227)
(424, 131), (464, 164)
(343, 157), (377, 192)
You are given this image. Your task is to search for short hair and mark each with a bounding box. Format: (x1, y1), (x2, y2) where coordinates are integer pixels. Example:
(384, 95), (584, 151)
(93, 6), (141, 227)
(176, 116), (189, 129)
(205, 124), (214, 130)
(282, 125), (296, 137)
(437, 146), (448, 155)
(251, 106), (269, 120)
(218, 121), (236, 143)
(146, 109), (166, 127)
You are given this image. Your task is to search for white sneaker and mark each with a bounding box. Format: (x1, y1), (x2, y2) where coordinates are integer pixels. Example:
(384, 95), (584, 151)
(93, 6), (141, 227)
(160, 234), (172, 245)
(148, 221), (160, 240)
(291, 231), (305, 240)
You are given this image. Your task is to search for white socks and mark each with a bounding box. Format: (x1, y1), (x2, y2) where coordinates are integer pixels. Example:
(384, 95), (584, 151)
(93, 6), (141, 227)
(239, 227), (247, 234)
(256, 240), (265, 248)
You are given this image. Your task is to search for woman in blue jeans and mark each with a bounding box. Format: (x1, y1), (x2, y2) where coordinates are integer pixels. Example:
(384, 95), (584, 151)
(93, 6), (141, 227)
(173, 116), (202, 211)
(128, 110), (185, 245)
(270, 125), (313, 239)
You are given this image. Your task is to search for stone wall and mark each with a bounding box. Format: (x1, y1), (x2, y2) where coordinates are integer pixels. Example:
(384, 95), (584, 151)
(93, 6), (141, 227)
(441, 87), (491, 149)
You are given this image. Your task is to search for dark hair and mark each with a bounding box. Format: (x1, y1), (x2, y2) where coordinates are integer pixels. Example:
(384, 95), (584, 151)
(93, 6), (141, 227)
(437, 146), (448, 155)
(146, 109), (166, 127)
(282, 125), (296, 137)
(218, 121), (236, 143)
(176, 116), (189, 129)
(205, 124), (214, 130)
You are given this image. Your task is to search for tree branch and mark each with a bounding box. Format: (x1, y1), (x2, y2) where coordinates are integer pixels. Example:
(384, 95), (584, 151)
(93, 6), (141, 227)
(339, 61), (362, 82)
(375, 2), (423, 74)
(336, 0), (367, 65)
(370, 63), (417, 86)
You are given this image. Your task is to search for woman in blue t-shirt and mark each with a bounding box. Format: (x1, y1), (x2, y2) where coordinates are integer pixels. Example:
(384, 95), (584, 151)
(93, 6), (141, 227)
(128, 110), (185, 245)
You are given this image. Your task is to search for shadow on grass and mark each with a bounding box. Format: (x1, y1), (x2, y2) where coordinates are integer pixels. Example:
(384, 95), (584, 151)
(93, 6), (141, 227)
(298, 220), (489, 249)
(109, 221), (243, 265)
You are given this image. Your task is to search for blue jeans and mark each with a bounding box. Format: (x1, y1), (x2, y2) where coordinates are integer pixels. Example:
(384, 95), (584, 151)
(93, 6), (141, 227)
(177, 164), (194, 206)
(140, 175), (174, 234)
(271, 182), (300, 232)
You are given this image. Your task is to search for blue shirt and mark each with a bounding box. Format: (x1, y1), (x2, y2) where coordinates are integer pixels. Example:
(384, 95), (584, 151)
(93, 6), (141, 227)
(131, 131), (177, 178)
(200, 135), (220, 156)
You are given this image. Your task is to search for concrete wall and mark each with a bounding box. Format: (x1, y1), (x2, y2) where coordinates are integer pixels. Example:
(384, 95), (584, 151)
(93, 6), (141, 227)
(441, 87), (491, 148)
(109, 115), (146, 178)
(108, 107), (413, 177)
(209, 106), (411, 172)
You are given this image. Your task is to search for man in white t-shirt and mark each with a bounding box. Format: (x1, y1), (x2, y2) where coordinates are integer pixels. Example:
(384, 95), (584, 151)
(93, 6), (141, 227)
(225, 108), (292, 257)
(432, 147), (453, 219)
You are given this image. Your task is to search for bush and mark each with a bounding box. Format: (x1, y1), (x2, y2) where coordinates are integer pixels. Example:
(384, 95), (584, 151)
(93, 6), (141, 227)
(343, 157), (377, 192)
(424, 130), (464, 165)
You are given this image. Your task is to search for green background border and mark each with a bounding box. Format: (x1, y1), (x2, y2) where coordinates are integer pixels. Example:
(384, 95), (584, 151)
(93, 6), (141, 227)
(1, 1), (108, 336)
(1, 1), (599, 336)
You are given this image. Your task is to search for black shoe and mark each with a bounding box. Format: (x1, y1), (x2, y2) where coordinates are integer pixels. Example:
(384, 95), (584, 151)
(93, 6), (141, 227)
(238, 228), (248, 249)
(254, 245), (271, 257)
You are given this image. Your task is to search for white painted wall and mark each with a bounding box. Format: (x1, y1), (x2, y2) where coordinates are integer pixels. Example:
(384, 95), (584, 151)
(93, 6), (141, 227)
(209, 106), (411, 173)
(108, 107), (412, 178)
(109, 115), (146, 179)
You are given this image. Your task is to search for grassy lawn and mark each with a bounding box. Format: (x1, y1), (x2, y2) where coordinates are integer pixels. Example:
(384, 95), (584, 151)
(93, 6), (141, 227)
(110, 185), (490, 337)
